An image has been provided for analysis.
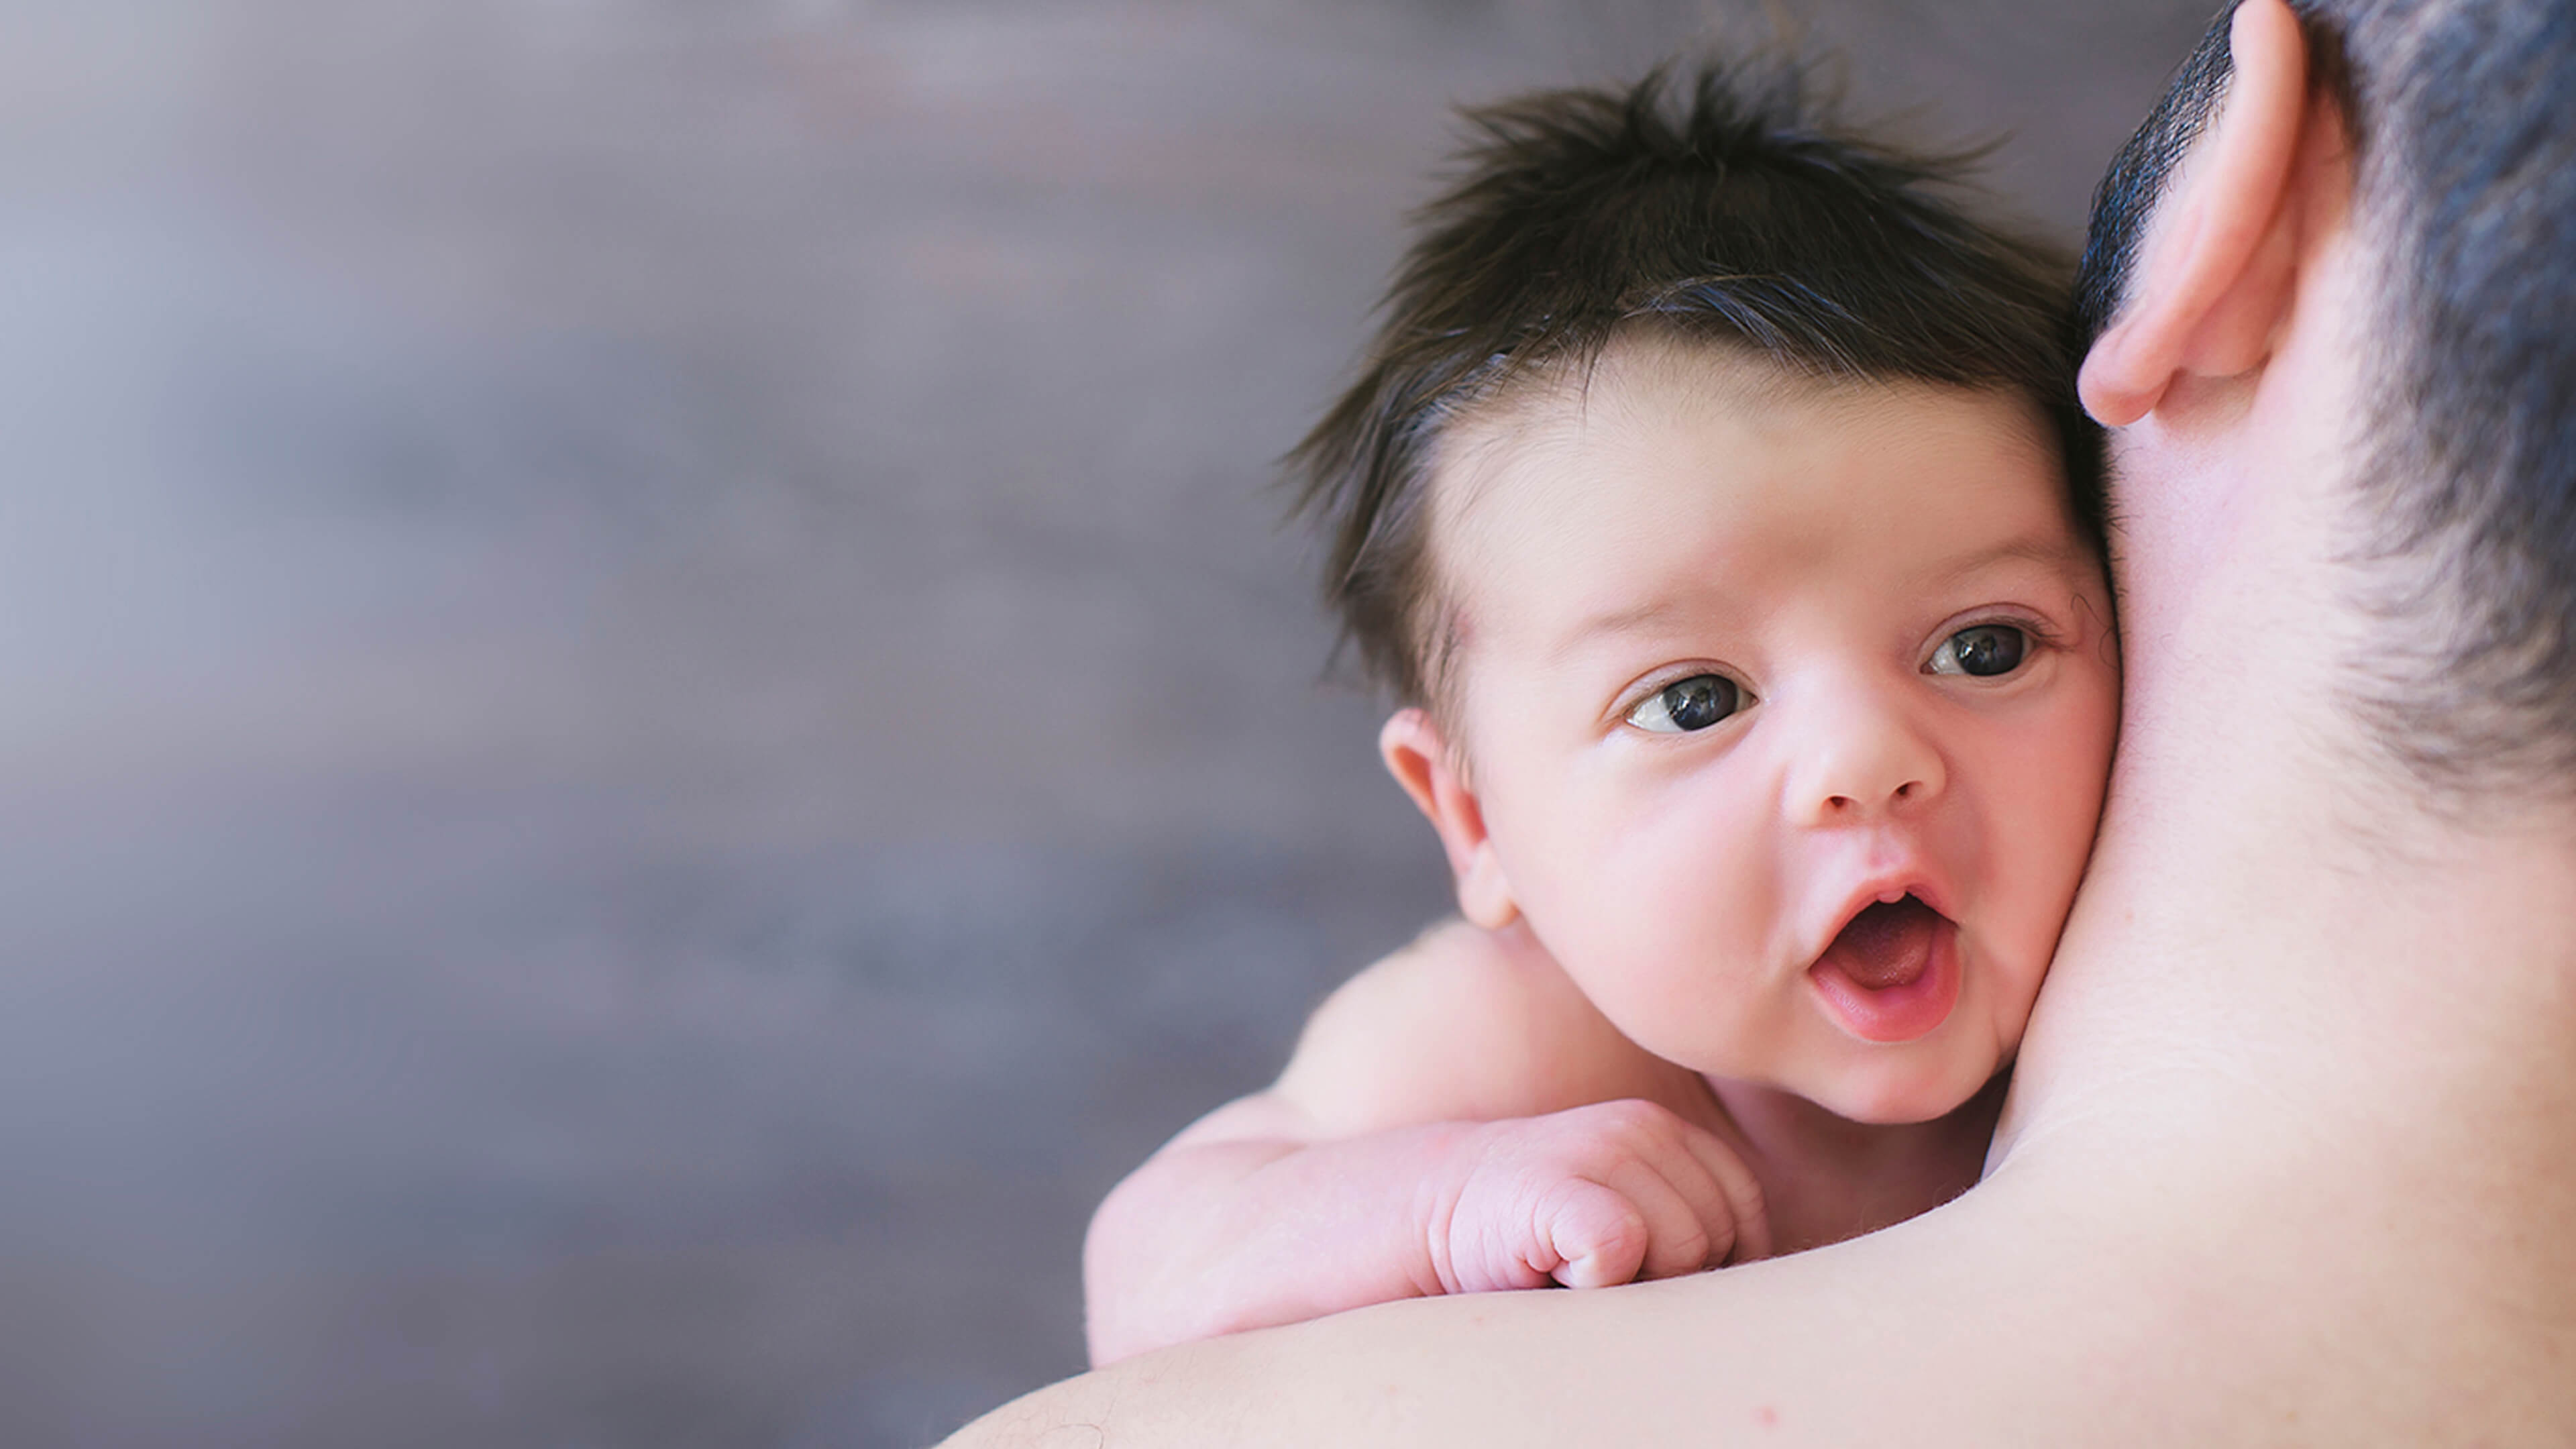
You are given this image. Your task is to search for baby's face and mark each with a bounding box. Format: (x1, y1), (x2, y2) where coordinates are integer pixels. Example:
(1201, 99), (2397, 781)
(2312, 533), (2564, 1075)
(1429, 336), (2118, 1124)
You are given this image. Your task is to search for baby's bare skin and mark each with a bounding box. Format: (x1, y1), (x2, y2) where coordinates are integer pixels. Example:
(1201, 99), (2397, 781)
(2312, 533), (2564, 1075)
(1084, 919), (2002, 1365)
(1085, 348), (2112, 1366)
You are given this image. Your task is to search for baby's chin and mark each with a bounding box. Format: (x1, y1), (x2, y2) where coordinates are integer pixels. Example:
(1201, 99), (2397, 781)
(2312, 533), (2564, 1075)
(1788, 1044), (2012, 1126)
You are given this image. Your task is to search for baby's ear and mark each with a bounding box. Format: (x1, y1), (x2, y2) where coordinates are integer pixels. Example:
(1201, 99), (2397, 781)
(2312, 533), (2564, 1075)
(1379, 708), (1519, 930)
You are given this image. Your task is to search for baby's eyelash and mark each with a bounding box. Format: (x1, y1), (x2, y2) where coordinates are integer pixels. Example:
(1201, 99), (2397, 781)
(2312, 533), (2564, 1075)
(1611, 665), (1750, 724)
(1958, 610), (2061, 645)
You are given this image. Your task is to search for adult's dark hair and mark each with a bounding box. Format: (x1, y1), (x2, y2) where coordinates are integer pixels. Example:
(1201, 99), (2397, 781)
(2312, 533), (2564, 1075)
(2078, 0), (2576, 795)
(1289, 62), (2100, 712)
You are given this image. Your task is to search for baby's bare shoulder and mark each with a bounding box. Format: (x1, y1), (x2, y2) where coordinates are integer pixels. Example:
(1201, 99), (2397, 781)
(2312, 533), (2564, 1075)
(1273, 919), (1692, 1134)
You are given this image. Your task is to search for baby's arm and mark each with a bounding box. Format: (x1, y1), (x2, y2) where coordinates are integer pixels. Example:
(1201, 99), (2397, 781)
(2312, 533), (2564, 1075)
(1081, 918), (1770, 1366)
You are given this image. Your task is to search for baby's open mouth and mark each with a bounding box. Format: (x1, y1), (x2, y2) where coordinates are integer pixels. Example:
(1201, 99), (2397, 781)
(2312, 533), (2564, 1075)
(1819, 895), (1942, 991)
(1807, 894), (1962, 1045)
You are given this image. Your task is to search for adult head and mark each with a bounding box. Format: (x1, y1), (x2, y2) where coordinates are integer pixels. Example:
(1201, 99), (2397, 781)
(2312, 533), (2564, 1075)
(2076, 0), (2576, 804)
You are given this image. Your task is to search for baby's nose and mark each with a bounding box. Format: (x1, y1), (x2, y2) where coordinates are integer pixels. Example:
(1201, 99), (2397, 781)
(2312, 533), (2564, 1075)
(1785, 702), (1946, 826)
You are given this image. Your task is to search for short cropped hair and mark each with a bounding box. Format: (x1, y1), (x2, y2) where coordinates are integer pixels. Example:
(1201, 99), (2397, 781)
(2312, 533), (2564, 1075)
(2079, 0), (2576, 796)
(1289, 62), (2102, 712)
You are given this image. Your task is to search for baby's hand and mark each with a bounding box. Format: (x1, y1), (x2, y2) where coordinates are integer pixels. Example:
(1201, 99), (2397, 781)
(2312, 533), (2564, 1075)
(1430, 1099), (1770, 1293)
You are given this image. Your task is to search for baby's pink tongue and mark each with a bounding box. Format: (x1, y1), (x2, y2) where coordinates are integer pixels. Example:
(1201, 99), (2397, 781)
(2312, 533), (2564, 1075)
(1821, 897), (1939, 991)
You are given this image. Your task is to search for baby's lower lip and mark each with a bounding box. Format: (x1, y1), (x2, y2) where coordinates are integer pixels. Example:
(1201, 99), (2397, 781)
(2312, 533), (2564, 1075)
(1807, 910), (1962, 1044)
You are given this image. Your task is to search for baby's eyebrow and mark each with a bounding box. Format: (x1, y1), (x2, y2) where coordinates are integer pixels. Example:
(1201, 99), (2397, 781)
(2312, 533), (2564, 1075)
(1543, 598), (1706, 665)
(1926, 532), (2095, 584)
(1562, 600), (1668, 643)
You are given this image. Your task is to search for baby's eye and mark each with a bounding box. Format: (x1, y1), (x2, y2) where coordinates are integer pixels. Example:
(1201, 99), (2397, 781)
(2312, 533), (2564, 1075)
(1929, 624), (2029, 678)
(1627, 674), (1743, 733)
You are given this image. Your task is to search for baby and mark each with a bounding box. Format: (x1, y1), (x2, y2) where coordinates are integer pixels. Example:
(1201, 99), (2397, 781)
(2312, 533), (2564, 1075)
(1084, 63), (2120, 1365)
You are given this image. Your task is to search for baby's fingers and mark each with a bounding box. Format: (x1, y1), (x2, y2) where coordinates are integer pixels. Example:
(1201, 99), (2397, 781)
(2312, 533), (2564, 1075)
(1673, 1126), (1771, 1264)
(1530, 1177), (1652, 1289)
(1599, 1155), (1727, 1281)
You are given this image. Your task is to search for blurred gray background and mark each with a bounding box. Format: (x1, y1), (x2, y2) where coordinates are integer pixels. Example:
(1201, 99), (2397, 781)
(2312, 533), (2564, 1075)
(0, 2), (2213, 1444)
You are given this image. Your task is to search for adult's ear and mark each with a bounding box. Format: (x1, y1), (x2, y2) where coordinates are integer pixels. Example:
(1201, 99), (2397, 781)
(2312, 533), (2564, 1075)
(2080, 0), (2312, 427)
(1379, 708), (1519, 930)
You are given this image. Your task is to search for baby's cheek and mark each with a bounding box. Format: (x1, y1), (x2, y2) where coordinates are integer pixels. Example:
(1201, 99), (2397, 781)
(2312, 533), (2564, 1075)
(1583, 822), (1778, 1066)
(1974, 728), (2108, 993)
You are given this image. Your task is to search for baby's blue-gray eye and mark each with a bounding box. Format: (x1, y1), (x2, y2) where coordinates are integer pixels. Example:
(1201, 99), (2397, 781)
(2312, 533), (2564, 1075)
(1931, 624), (2028, 678)
(1627, 674), (1742, 733)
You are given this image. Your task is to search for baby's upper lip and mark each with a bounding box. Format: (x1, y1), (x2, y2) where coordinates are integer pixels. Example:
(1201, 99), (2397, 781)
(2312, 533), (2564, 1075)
(1811, 861), (1957, 965)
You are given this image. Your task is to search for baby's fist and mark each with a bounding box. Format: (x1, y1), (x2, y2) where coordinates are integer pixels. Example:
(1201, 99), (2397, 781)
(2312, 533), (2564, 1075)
(1431, 1099), (1770, 1294)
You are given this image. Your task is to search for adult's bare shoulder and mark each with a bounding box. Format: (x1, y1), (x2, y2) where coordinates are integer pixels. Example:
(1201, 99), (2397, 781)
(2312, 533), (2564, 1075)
(946, 1158), (2150, 1448)
(1270, 918), (1703, 1135)
(953, 1132), (2508, 1449)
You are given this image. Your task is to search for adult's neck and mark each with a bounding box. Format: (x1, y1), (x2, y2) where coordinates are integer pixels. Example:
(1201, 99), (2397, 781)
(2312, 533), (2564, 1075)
(1996, 339), (2576, 1187)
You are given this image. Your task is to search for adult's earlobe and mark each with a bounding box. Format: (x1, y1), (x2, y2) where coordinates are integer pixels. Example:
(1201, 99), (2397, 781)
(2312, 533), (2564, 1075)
(1378, 709), (1520, 930)
(2079, 0), (2309, 427)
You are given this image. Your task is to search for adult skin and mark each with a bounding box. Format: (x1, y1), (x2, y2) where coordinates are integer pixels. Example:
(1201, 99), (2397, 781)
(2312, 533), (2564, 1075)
(951, 1), (2576, 1440)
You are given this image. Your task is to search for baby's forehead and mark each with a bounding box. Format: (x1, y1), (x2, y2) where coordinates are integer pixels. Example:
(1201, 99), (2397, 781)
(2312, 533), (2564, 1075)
(1437, 335), (1798, 478)
(1429, 334), (2060, 541)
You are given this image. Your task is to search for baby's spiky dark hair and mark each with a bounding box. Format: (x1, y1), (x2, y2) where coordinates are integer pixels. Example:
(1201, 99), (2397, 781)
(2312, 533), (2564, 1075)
(1289, 60), (2098, 710)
